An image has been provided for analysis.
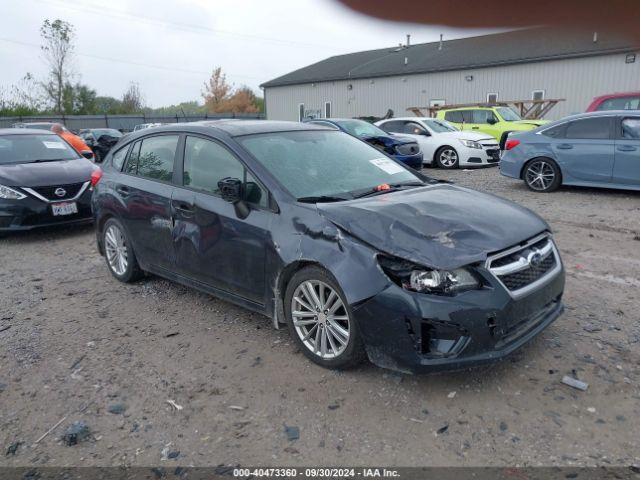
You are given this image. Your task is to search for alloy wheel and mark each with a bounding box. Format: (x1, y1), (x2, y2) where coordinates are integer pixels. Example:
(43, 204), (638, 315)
(525, 160), (556, 191)
(439, 148), (458, 167)
(291, 280), (350, 360)
(104, 224), (129, 276)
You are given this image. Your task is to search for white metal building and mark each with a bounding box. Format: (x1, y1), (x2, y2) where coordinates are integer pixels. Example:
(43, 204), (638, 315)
(261, 28), (640, 121)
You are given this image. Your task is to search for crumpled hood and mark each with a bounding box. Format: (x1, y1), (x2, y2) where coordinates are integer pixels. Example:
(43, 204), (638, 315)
(0, 159), (96, 187)
(317, 184), (548, 270)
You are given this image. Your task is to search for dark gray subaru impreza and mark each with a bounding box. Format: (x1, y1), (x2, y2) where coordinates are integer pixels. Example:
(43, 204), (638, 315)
(92, 120), (564, 373)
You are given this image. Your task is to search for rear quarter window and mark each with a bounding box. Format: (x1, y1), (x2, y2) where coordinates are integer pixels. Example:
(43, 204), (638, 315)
(110, 146), (129, 171)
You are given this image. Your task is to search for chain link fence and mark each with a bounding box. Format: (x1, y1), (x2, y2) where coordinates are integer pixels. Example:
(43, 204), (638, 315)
(0, 112), (265, 132)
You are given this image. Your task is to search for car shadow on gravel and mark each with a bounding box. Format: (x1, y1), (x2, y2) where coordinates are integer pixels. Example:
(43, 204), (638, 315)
(0, 223), (95, 244)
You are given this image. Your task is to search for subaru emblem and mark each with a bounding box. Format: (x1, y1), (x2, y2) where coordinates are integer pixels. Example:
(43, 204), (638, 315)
(528, 251), (543, 268)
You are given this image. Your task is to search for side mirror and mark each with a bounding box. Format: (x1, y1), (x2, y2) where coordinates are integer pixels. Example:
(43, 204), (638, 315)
(81, 151), (94, 160)
(487, 117), (497, 125)
(218, 177), (250, 219)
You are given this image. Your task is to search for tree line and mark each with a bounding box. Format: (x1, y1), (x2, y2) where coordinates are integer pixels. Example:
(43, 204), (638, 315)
(0, 19), (264, 117)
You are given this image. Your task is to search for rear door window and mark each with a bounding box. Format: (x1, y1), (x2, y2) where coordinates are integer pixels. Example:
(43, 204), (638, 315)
(110, 146), (129, 171)
(565, 117), (612, 140)
(127, 135), (179, 182)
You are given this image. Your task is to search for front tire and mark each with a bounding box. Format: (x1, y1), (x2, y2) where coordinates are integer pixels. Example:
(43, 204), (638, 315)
(102, 218), (143, 282)
(435, 146), (459, 169)
(523, 158), (561, 192)
(284, 266), (366, 370)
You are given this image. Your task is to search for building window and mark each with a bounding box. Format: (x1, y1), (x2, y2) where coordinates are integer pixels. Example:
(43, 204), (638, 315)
(487, 93), (498, 104)
(532, 90), (545, 101)
(429, 99), (445, 107)
(324, 102), (331, 118)
(298, 103), (304, 122)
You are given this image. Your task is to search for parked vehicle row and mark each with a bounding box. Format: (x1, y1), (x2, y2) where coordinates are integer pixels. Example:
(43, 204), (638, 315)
(7, 106), (636, 373)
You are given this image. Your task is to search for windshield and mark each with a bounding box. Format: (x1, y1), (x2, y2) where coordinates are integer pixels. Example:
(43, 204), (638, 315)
(92, 129), (122, 138)
(422, 119), (458, 133)
(496, 107), (522, 122)
(0, 134), (80, 165)
(238, 130), (420, 199)
(335, 119), (388, 138)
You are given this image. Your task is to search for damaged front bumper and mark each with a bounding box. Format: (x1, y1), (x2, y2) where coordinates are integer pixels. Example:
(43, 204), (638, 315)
(353, 264), (565, 374)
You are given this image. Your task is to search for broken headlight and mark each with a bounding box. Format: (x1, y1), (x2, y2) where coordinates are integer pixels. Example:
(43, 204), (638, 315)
(378, 255), (480, 295)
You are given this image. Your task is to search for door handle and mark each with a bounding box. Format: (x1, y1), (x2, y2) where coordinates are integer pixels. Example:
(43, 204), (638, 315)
(556, 144), (573, 150)
(617, 145), (637, 152)
(115, 185), (130, 196)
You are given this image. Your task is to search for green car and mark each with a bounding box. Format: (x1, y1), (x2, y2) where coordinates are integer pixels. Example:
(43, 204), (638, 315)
(435, 106), (548, 147)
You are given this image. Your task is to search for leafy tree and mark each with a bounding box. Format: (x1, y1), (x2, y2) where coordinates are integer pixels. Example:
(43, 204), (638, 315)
(221, 86), (260, 113)
(40, 19), (75, 114)
(62, 83), (97, 114)
(121, 82), (145, 113)
(145, 101), (207, 116)
(94, 96), (124, 114)
(202, 67), (232, 112)
(0, 74), (43, 116)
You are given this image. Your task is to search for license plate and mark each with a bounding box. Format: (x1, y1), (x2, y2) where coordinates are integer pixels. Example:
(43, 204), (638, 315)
(51, 202), (78, 216)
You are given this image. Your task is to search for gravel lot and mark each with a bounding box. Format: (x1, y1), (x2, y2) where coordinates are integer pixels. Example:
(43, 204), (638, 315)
(1, 166), (639, 468)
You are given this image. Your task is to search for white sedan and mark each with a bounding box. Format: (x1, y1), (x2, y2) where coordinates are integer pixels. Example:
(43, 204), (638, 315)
(375, 117), (500, 169)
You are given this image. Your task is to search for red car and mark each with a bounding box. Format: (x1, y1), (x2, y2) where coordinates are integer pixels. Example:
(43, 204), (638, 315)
(586, 91), (640, 112)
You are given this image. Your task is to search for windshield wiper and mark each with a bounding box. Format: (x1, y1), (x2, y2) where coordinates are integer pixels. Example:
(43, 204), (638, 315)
(352, 181), (425, 199)
(31, 158), (68, 163)
(297, 195), (351, 203)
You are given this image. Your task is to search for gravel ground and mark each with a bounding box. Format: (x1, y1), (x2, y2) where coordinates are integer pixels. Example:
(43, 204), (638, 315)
(1, 165), (639, 468)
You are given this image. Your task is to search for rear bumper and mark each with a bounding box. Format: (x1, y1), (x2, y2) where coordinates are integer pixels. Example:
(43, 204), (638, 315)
(0, 189), (93, 232)
(353, 265), (565, 374)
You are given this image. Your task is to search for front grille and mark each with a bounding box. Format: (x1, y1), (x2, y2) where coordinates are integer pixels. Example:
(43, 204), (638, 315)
(486, 234), (560, 296)
(31, 182), (84, 201)
(396, 143), (420, 155)
(499, 255), (556, 290)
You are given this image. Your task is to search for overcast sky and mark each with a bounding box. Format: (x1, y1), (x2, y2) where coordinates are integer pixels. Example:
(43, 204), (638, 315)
(2, 0), (497, 107)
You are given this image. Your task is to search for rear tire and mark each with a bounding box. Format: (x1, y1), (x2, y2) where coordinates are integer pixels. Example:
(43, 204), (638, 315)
(284, 266), (366, 370)
(523, 157), (562, 192)
(435, 146), (459, 169)
(102, 218), (143, 282)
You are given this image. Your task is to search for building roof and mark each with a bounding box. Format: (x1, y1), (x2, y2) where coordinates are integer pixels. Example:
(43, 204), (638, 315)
(261, 28), (638, 88)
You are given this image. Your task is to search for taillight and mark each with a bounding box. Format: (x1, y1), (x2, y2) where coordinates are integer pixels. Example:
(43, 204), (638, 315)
(90, 168), (103, 187)
(505, 139), (520, 150)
